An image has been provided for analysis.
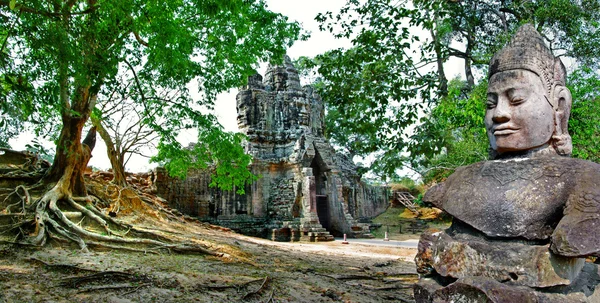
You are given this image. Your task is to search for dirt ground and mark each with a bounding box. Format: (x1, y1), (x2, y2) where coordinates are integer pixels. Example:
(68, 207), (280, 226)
(0, 217), (420, 303)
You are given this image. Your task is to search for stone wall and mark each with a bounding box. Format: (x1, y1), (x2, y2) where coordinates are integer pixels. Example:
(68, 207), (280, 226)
(361, 185), (390, 218)
(153, 167), (250, 219)
(268, 177), (297, 220)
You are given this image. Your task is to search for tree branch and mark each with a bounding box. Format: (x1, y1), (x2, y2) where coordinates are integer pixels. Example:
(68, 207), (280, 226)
(499, 7), (520, 19)
(478, 1), (508, 32)
(132, 31), (149, 47)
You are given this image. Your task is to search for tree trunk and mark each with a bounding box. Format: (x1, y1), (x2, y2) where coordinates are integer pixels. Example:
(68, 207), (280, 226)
(91, 117), (128, 187)
(430, 27), (448, 98)
(464, 35), (475, 89)
(44, 89), (96, 197)
(44, 117), (89, 197)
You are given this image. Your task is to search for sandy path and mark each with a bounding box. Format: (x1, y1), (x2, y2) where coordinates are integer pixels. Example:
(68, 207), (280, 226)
(233, 234), (418, 262)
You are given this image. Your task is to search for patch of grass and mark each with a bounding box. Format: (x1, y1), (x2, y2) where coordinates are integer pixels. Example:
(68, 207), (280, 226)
(372, 207), (405, 227)
(370, 207), (416, 240)
(369, 207), (451, 240)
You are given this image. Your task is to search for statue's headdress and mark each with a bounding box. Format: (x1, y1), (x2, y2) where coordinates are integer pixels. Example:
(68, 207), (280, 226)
(489, 24), (566, 107)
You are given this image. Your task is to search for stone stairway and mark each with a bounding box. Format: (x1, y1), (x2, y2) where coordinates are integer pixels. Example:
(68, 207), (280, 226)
(297, 217), (334, 242)
(300, 227), (335, 242)
(269, 219), (334, 242)
(350, 222), (375, 239)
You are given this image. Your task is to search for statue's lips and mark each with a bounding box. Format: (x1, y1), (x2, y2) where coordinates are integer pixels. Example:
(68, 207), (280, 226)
(493, 127), (519, 135)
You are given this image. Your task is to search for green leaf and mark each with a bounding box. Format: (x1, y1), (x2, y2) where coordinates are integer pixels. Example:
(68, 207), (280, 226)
(9, 0), (16, 10)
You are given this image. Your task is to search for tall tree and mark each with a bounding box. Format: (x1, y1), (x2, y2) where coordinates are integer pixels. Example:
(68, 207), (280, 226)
(407, 78), (488, 182)
(0, 27), (34, 148)
(567, 68), (600, 163)
(0, 0), (300, 250)
(308, 0), (600, 181)
(90, 71), (163, 187)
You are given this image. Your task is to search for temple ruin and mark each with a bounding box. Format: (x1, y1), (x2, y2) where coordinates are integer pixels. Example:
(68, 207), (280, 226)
(153, 57), (389, 241)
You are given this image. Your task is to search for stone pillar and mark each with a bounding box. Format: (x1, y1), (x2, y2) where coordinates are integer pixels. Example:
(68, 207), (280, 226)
(251, 163), (268, 218)
(301, 168), (320, 223)
(291, 229), (299, 242)
(303, 168), (316, 212)
(251, 174), (264, 217)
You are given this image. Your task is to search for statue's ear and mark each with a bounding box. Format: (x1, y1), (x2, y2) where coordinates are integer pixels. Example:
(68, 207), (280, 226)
(552, 85), (572, 156)
(554, 86), (572, 134)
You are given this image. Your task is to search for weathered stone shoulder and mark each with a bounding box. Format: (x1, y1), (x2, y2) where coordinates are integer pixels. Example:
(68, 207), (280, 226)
(551, 158), (600, 257)
(427, 157), (600, 240)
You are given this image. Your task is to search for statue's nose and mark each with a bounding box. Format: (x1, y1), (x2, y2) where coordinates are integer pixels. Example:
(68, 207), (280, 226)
(491, 99), (511, 123)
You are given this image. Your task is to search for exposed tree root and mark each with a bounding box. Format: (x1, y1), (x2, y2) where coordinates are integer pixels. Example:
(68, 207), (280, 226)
(77, 283), (152, 294)
(0, 144), (232, 260)
(0, 171), (223, 257)
(315, 273), (377, 281)
(2, 185), (30, 214)
(202, 277), (265, 291)
(27, 257), (100, 274)
(265, 289), (275, 303)
(54, 269), (155, 296)
(242, 276), (271, 300)
(59, 271), (150, 288)
(0, 216), (31, 236)
(0, 148), (50, 180)
(345, 282), (413, 291)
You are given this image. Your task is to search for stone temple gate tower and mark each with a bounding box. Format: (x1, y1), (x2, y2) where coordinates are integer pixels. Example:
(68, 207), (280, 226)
(154, 56), (389, 241)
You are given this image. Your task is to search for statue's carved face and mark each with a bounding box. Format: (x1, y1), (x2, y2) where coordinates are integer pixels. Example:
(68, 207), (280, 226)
(486, 70), (555, 154)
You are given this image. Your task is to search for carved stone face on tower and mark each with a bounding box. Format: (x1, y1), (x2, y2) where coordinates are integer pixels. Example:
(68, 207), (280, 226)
(486, 24), (573, 157)
(486, 69), (555, 154)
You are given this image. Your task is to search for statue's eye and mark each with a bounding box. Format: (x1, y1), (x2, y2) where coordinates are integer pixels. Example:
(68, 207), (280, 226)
(486, 93), (498, 109)
(510, 98), (525, 105)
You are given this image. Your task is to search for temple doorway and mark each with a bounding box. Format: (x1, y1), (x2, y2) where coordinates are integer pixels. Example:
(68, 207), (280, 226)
(310, 151), (327, 196)
(316, 195), (330, 231)
(310, 150), (331, 232)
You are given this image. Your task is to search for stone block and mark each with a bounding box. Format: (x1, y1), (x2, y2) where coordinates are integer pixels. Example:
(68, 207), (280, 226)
(417, 229), (585, 288)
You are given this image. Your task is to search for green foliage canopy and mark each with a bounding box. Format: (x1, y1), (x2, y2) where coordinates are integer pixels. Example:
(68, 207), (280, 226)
(306, 0), (600, 181)
(153, 127), (256, 195)
(568, 68), (600, 163)
(409, 79), (488, 183)
(0, 0), (302, 191)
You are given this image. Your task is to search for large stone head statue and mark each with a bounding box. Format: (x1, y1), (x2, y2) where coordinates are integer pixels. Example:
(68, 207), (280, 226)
(486, 24), (572, 158)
